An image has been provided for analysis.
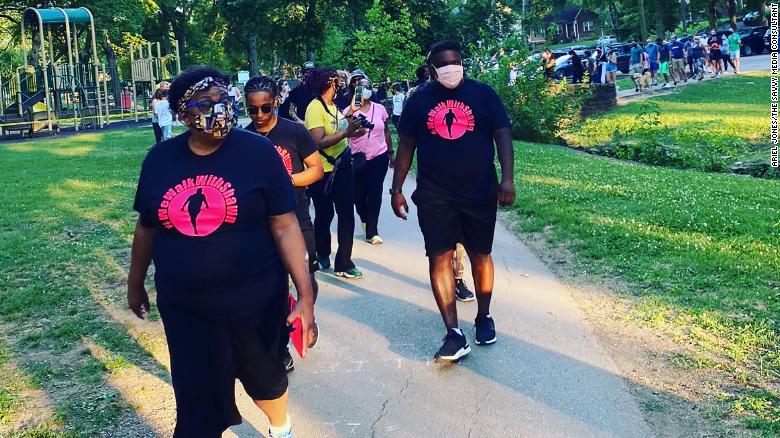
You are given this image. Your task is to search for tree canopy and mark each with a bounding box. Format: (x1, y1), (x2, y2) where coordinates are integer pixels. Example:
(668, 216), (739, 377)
(0, 0), (767, 80)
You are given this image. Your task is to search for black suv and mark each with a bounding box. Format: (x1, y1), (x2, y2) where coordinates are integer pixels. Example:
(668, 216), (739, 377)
(738, 26), (768, 56)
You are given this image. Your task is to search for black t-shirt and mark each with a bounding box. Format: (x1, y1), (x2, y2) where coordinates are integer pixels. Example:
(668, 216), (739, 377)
(397, 78), (510, 205)
(288, 84), (315, 121)
(133, 128), (297, 319)
(244, 118), (318, 205)
(334, 88), (353, 112)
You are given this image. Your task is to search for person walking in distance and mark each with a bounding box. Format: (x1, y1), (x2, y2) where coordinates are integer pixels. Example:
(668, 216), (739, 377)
(391, 41), (516, 362)
(244, 76), (325, 372)
(668, 34), (687, 85)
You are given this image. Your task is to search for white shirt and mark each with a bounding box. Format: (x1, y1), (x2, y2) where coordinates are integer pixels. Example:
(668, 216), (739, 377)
(392, 92), (405, 116)
(155, 99), (173, 126)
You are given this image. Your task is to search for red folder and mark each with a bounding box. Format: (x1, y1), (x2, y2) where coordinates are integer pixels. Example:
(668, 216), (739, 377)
(288, 292), (305, 359)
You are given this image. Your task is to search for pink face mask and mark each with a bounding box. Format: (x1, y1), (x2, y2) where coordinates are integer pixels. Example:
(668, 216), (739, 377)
(434, 64), (464, 89)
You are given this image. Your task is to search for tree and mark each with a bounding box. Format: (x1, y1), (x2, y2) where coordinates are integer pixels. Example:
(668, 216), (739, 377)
(347, 0), (424, 81)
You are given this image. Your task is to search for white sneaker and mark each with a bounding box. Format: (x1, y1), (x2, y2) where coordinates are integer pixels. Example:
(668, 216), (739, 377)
(367, 235), (384, 245)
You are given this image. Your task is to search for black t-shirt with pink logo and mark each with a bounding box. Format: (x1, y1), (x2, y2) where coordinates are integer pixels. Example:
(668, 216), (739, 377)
(244, 118), (318, 206)
(397, 78), (510, 205)
(133, 128), (296, 319)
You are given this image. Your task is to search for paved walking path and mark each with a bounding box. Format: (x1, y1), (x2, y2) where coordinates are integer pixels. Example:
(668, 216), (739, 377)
(225, 174), (654, 437)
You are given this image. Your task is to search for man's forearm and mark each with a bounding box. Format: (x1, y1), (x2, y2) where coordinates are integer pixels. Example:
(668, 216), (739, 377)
(494, 128), (515, 183)
(392, 138), (415, 190)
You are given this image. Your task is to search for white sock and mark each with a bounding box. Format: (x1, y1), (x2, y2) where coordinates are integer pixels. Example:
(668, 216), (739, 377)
(270, 416), (291, 435)
(450, 327), (463, 336)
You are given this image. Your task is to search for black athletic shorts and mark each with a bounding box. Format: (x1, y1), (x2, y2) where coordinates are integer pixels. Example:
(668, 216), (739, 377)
(296, 196), (319, 273)
(157, 274), (290, 438)
(412, 190), (498, 257)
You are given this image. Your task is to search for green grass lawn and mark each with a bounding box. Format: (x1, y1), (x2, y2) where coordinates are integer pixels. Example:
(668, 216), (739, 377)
(564, 72), (771, 175)
(512, 142), (779, 433)
(0, 128), (163, 436)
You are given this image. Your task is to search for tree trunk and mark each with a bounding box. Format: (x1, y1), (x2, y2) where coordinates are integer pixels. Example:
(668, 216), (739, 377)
(708, 0), (718, 29)
(680, 0), (688, 33)
(160, 9), (173, 55)
(608, 4), (621, 31)
(654, 0), (664, 38)
(247, 34), (258, 77)
(305, 0), (316, 62)
(102, 39), (121, 105)
(638, 0), (648, 42)
(726, 0), (737, 29)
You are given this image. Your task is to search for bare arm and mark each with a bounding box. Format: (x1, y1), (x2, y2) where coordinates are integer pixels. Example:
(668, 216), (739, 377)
(293, 152), (325, 187)
(127, 219), (156, 319)
(493, 127), (516, 207)
(269, 212), (315, 351)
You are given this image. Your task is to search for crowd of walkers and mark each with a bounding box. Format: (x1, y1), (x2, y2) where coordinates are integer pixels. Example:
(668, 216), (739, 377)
(591, 28), (743, 91)
(128, 39), (515, 437)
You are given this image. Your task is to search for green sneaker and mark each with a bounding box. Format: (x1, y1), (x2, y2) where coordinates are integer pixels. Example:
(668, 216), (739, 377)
(335, 268), (363, 279)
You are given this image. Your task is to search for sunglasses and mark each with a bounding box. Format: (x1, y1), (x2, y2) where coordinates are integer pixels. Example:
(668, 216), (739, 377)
(186, 98), (230, 116)
(247, 104), (274, 115)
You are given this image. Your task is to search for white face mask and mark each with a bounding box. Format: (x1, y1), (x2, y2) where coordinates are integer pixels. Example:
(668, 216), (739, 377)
(434, 64), (464, 89)
(361, 88), (373, 100)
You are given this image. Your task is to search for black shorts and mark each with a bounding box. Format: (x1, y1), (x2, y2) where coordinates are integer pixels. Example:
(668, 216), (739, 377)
(412, 191), (498, 257)
(158, 282), (290, 438)
(296, 196), (319, 273)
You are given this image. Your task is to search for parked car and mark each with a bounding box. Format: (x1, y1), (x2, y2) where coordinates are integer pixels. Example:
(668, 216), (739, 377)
(739, 26), (768, 56)
(742, 11), (763, 27)
(766, 28), (778, 53)
(598, 35), (617, 45)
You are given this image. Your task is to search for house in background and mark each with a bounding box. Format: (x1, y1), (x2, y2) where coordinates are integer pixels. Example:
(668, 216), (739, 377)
(528, 6), (601, 46)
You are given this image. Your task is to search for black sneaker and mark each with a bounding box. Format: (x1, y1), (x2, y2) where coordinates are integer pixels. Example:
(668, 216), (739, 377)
(455, 279), (476, 302)
(474, 314), (497, 345)
(283, 348), (294, 373)
(317, 256), (331, 270)
(434, 328), (471, 362)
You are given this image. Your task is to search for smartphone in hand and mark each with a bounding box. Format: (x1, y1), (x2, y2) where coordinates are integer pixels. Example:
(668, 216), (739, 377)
(353, 86), (364, 107)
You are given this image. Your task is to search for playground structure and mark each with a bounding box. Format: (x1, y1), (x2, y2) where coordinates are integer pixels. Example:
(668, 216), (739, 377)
(0, 7), (181, 138)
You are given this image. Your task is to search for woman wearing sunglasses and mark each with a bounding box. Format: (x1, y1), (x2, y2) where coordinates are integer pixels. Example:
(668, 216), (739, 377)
(342, 77), (394, 245)
(128, 67), (314, 438)
(244, 76), (324, 371)
(304, 68), (366, 279)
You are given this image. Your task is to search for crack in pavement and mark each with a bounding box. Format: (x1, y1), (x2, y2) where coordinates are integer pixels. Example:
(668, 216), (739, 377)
(467, 389), (491, 438)
(370, 371), (414, 437)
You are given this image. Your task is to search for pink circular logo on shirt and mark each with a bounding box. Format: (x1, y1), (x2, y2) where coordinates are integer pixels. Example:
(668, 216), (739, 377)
(426, 100), (475, 140)
(157, 175), (238, 237)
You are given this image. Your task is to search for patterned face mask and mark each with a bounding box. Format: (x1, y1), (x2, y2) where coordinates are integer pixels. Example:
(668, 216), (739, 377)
(187, 101), (233, 138)
(179, 76), (234, 139)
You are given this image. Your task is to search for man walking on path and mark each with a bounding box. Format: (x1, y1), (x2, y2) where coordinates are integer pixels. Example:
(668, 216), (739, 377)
(669, 35), (687, 86)
(390, 40), (516, 362)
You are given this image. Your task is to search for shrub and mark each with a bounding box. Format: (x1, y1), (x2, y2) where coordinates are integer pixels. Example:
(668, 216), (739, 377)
(470, 47), (589, 143)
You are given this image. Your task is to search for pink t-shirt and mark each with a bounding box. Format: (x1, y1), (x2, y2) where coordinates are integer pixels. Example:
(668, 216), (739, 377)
(343, 102), (389, 160)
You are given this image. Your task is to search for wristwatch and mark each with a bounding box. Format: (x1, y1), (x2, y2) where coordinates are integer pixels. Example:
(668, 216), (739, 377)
(389, 187), (402, 195)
